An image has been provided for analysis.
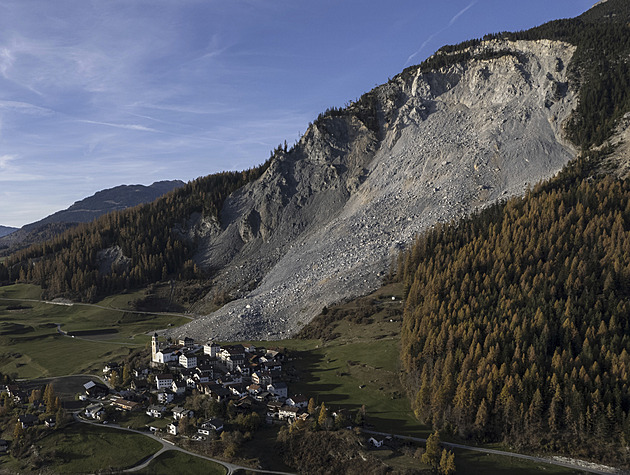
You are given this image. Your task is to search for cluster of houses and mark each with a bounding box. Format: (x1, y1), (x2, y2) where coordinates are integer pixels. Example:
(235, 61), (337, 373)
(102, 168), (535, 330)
(84, 334), (312, 437)
(0, 383), (58, 456)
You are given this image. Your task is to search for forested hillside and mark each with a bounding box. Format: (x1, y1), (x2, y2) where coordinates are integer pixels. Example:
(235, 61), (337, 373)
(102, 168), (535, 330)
(0, 164), (268, 300)
(397, 154), (630, 462)
(395, 1), (630, 463)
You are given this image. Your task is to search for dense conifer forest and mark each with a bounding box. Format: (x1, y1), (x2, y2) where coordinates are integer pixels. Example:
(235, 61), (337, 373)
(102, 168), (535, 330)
(0, 164), (269, 300)
(397, 155), (630, 461)
(395, 1), (630, 462)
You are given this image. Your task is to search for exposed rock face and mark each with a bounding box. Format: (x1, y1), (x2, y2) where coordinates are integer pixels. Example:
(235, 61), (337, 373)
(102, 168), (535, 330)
(171, 39), (578, 342)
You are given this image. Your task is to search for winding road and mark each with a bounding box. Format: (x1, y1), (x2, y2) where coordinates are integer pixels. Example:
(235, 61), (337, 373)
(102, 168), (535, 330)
(73, 413), (294, 475)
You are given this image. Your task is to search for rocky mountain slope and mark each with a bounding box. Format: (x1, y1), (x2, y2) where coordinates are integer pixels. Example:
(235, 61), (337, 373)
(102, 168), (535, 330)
(170, 38), (578, 342)
(0, 180), (184, 254)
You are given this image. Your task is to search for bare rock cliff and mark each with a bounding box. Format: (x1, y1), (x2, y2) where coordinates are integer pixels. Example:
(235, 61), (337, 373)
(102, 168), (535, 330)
(171, 39), (577, 342)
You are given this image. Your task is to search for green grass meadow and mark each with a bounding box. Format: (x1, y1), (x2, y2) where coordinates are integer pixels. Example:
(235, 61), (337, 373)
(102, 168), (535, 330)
(0, 283), (190, 378)
(0, 423), (162, 474)
(136, 450), (227, 475)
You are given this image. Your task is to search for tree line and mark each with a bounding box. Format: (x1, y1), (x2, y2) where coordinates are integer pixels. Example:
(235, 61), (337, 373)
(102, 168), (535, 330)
(0, 163), (269, 301)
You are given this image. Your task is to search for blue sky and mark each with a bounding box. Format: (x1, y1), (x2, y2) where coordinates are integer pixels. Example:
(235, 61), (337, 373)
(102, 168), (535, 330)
(0, 0), (595, 227)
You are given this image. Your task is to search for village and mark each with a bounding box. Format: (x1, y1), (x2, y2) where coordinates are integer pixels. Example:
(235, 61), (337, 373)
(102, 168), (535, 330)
(0, 328), (399, 472)
(78, 333), (319, 437)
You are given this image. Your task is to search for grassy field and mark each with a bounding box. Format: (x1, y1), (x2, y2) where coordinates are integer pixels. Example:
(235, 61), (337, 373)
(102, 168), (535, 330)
(136, 451), (227, 475)
(0, 283), (190, 378)
(253, 284), (430, 437)
(0, 423), (162, 473)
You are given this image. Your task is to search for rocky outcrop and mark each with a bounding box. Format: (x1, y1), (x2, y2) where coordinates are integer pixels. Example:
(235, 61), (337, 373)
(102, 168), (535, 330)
(171, 39), (578, 342)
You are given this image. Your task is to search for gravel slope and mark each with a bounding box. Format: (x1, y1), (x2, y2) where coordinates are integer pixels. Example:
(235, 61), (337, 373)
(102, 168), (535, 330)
(170, 39), (577, 342)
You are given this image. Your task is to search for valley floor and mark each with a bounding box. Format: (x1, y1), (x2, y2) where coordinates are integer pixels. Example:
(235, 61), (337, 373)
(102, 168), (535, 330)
(0, 283), (623, 474)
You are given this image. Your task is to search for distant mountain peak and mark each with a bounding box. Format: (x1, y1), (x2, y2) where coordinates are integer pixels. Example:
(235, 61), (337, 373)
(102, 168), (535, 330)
(0, 180), (185, 253)
(0, 226), (17, 238)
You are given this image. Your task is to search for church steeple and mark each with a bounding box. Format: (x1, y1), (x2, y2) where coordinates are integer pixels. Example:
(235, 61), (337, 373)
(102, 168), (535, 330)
(151, 333), (160, 361)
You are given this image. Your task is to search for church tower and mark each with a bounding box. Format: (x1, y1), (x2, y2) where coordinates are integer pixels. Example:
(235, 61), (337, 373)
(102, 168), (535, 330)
(151, 333), (160, 362)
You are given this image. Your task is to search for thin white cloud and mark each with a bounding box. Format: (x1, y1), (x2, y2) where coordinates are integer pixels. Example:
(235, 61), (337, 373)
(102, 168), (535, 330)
(78, 120), (159, 133)
(449, 1), (479, 27)
(0, 100), (54, 116)
(405, 32), (440, 65)
(0, 154), (16, 169)
(0, 47), (14, 78)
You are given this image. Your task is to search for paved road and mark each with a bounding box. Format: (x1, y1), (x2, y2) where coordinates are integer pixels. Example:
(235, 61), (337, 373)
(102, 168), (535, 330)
(362, 430), (623, 475)
(0, 297), (195, 319)
(73, 413), (295, 475)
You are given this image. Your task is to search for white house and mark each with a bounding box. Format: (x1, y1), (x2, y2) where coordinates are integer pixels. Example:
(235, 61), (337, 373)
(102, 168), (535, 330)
(178, 337), (195, 349)
(172, 406), (193, 420)
(204, 341), (221, 357)
(157, 390), (174, 404)
(85, 403), (104, 420)
(193, 368), (212, 383)
(286, 395), (308, 408)
(167, 421), (179, 435)
(251, 371), (272, 386)
(179, 352), (197, 369)
(267, 382), (288, 399)
(146, 405), (167, 418)
(278, 405), (300, 421)
(155, 374), (173, 390)
(197, 418), (224, 435)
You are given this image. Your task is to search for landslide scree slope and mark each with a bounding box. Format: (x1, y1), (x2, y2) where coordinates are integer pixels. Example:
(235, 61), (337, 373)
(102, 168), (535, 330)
(4, 1), (630, 343)
(172, 36), (577, 341)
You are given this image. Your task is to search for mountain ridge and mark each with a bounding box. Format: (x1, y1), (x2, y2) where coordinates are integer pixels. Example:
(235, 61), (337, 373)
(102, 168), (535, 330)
(0, 180), (185, 254)
(0, 226), (17, 238)
(4, 0), (630, 344)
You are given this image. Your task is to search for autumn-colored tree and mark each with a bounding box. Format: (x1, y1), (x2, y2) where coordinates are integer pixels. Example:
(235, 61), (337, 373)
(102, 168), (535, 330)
(43, 383), (57, 414)
(422, 431), (441, 469)
(318, 402), (328, 427)
(29, 389), (41, 405)
(13, 421), (24, 440)
(439, 449), (456, 475)
(109, 370), (120, 389)
(122, 364), (131, 387)
(307, 397), (317, 415)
